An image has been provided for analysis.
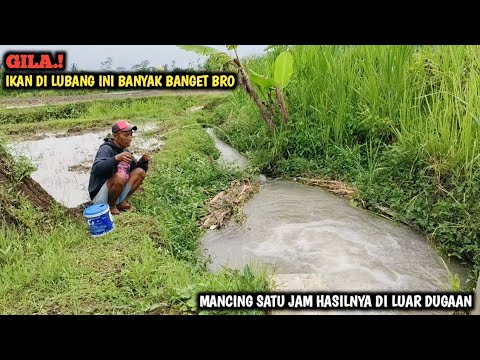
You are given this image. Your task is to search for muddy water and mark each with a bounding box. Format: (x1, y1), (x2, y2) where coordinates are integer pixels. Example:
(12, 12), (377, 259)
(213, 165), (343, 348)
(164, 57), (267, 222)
(202, 180), (467, 289)
(201, 129), (470, 314)
(7, 124), (163, 208)
(206, 128), (249, 169)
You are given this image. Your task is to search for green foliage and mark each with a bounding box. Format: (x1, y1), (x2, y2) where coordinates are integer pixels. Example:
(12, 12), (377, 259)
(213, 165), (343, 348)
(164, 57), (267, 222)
(135, 122), (237, 262)
(247, 69), (276, 89)
(265, 45), (292, 58)
(172, 264), (270, 315)
(218, 45), (480, 281)
(178, 45), (295, 130)
(0, 94), (271, 314)
(246, 51), (294, 93)
(177, 45), (222, 56)
(203, 53), (233, 72)
(273, 51), (294, 89)
(0, 102), (90, 125)
(0, 95), (228, 138)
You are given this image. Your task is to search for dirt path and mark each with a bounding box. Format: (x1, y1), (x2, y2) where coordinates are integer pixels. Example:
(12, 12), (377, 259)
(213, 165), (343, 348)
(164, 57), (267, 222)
(0, 89), (227, 109)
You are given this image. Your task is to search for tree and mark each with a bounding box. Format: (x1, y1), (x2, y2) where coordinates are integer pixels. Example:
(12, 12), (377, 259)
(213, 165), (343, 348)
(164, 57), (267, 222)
(203, 53), (233, 72)
(100, 57), (113, 71)
(131, 60), (152, 72)
(69, 63), (80, 72)
(177, 45), (294, 132)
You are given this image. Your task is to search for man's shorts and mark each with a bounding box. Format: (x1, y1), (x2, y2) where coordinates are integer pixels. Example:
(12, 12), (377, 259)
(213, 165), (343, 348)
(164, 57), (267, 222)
(92, 181), (131, 205)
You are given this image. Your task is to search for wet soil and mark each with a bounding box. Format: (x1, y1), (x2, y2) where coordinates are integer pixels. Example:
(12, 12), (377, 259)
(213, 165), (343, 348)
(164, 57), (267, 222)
(68, 163), (91, 173)
(7, 123), (164, 208)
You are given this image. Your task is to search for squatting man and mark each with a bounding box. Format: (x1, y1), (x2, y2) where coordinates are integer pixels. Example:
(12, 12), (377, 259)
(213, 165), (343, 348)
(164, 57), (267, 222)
(88, 120), (150, 215)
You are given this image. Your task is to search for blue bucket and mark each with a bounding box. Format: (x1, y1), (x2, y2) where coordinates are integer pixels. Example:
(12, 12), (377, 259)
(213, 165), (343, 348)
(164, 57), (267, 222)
(83, 203), (115, 237)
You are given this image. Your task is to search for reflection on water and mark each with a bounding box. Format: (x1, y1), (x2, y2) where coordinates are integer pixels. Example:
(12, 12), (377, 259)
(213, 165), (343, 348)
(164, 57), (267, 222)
(7, 123), (163, 208)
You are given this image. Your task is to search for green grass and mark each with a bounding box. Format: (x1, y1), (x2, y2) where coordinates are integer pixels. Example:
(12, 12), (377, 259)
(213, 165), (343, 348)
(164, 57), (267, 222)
(0, 94), (271, 314)
(217, 45), (480, 285)
(0, 94), (229, 138)
(0, 216), (269, 314)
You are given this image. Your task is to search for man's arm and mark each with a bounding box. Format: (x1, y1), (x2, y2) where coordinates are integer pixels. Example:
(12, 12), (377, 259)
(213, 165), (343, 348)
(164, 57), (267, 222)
(92, 146), (117, 177)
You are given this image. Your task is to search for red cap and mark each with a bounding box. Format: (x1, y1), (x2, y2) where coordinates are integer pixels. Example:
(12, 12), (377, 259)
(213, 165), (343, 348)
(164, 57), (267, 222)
(112, 120), (138, 133)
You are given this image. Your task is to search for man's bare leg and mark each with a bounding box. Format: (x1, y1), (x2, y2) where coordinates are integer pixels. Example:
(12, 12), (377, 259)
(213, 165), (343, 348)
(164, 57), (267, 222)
(107, 173), (128, 215)
(118, 168), (146, 211)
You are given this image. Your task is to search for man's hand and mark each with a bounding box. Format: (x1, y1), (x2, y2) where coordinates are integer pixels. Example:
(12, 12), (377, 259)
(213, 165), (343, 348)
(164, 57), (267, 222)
(115, 152), (133, 163)
(141, 152), (151, 163)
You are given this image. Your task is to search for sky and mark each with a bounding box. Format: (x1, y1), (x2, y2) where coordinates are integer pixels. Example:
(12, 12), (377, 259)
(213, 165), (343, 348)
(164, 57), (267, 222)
(0, 45), (267, 71)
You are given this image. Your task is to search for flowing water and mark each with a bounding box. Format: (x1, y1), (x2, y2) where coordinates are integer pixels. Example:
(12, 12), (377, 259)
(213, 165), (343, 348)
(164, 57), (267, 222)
(6, 125), (472, 314)
(201, 129), (471, 314)
(205, 128), (249, 169)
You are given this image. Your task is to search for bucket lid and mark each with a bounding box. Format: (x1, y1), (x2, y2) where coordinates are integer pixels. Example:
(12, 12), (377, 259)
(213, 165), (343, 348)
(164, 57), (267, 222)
(83, 203), (109, 216)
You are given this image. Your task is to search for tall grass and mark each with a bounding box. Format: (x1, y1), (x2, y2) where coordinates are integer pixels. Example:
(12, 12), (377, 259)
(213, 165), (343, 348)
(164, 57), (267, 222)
(399, 46), (480, 172)
(219, 45), (480, 281)
(238, 46), (480, 170)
